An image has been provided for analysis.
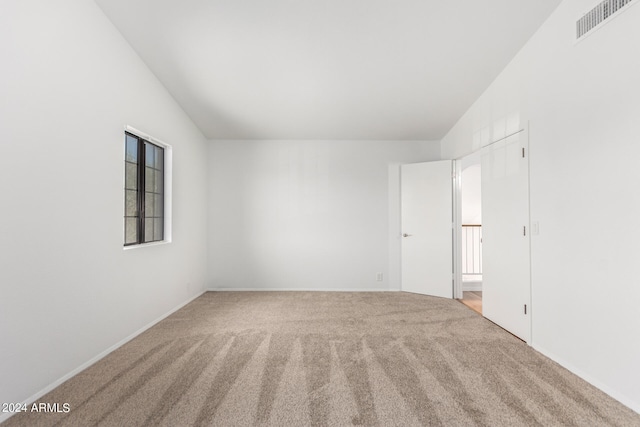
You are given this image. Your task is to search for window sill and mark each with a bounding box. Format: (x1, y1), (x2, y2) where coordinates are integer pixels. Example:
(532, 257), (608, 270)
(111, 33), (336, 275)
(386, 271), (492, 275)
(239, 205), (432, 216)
(123, 240), (171, 251)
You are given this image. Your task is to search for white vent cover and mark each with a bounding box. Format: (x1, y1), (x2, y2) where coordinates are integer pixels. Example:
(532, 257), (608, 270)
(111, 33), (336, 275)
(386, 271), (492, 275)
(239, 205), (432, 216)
(577, 0), (636, 39)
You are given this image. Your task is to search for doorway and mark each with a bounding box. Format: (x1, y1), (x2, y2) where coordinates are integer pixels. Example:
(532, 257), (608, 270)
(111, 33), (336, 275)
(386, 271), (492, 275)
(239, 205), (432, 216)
(400, 135), (531, 343)
(457, 153), (483, 314)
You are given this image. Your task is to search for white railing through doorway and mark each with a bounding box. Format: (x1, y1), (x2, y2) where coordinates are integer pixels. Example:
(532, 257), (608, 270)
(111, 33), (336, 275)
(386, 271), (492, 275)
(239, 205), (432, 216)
(462, 225), (482, 275)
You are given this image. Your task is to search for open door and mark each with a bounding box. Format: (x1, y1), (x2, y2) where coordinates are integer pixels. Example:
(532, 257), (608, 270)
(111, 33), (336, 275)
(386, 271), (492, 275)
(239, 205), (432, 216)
(401, 160), (453, 298)
(481, 131), (531, 342)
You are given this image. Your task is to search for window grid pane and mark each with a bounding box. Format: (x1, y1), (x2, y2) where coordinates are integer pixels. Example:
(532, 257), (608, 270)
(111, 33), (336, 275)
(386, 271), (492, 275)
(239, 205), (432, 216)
(125, 217), (138, 245)
(145, 143), (155, 167)
(154, 218), (163, 241)
(154, 170), (163, 193)
(125, 135), (138, 163)
(145, 192), (155, 218)
(155, 147), (164, 170)
(145, 167), (152, 192)
(125, 190), (138, 217)
(125, 162), (138, 190)
(155, 194), (163, 218)
(144, 219), (154, 243)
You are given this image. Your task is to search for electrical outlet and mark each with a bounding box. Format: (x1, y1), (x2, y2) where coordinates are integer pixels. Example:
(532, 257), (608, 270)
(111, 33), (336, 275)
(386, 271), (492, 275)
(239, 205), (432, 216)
(376, 272), (383, 282)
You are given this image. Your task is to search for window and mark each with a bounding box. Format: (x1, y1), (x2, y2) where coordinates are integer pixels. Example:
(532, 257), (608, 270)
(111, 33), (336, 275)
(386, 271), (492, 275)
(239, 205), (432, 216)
(124, 132), (165, 246)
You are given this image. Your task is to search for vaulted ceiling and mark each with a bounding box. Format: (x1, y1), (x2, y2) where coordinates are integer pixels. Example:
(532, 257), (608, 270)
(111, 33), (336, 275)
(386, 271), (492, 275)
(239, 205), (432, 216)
(95, 0), (562, 140)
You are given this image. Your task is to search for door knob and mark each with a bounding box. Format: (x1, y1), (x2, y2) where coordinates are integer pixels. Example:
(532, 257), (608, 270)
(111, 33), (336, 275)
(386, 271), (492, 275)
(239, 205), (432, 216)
(403, 233), (413, 237)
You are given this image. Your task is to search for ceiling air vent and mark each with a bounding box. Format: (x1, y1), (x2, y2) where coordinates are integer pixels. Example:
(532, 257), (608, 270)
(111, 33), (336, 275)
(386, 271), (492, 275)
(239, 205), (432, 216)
(576, 0), (636, 39)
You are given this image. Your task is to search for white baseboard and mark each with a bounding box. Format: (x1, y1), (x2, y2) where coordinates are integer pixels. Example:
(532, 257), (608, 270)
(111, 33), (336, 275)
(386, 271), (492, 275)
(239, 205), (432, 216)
(206, 288), (399, 292)
(0, 291), (206, 425)
(533, 344), (640, 415)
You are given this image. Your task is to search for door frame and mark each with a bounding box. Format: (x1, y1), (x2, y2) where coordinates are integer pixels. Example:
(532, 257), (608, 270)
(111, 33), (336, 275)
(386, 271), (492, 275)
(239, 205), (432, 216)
(453, 123), (532, 344)
(453, 150), (484, 299)
(453, 159), (463, 300)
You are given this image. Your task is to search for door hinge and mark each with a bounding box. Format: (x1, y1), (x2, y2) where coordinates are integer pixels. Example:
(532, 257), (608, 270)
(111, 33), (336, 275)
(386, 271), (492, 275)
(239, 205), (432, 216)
(523, 226), (526, 236)
(522, 147), (525, 158)
(524, 304), (527, 315)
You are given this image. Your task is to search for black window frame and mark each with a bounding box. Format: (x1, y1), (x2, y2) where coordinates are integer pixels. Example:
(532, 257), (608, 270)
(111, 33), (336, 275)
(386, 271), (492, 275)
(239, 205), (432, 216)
(124, 131), (165, 246)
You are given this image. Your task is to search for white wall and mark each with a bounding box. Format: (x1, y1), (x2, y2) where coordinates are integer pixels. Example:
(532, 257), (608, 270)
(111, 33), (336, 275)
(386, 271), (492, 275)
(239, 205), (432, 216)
(207, 140), (439, 291)
(441, 0), (640, 412)
(0, 0), (208, 415)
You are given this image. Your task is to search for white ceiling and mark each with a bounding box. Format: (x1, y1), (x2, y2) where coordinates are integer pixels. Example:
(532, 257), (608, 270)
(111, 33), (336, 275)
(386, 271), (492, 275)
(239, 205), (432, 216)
(95, 0), (562, 140)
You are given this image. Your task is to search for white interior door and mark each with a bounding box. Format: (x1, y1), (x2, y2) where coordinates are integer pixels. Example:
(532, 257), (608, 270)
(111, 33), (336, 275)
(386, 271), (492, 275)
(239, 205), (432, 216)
(481, 131), (531, 342)
(401, 160), (453, 298)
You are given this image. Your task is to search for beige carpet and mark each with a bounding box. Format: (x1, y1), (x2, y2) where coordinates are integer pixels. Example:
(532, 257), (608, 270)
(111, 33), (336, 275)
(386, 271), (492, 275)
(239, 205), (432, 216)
(4, 292), (639, 426)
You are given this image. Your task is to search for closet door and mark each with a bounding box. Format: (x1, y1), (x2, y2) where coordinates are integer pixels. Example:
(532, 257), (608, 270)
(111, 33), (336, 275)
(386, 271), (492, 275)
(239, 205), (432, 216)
(481, 131), (531, 342)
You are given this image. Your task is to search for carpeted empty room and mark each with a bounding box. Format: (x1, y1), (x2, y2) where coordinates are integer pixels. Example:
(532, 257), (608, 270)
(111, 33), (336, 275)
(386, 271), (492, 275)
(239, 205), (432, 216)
(4, 292), (639, 426)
